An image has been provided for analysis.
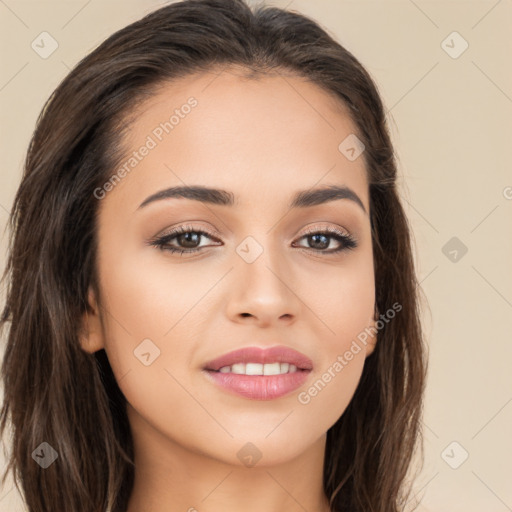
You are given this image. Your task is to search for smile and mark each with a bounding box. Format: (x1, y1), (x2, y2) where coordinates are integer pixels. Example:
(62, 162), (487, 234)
(202, 345), (313, 400)
(217, 362), (299, 375)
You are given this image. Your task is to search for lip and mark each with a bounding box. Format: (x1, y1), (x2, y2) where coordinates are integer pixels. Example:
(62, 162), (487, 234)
(203, 345), (313, 371)
(202, 345), (313, 401)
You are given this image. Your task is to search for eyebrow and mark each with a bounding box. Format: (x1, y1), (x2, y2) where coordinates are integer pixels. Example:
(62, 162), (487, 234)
(137, 184), (367, 214)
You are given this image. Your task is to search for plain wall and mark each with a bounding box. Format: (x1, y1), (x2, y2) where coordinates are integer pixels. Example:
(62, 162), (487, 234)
(1, 1), (511, 511)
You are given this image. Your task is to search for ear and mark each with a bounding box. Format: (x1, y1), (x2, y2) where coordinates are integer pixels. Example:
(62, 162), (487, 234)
(79, 287), (105, 354)
(364, 306), (379, 357)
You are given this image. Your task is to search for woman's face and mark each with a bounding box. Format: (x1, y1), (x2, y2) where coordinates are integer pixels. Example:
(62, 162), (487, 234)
(82, 68), (377, 466)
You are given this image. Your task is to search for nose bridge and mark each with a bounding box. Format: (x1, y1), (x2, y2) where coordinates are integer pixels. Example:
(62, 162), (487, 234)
(236, 231), (286, 291)
(227, 231), (299, 322)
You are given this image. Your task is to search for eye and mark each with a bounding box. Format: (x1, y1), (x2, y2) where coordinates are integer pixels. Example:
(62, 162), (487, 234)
(293, 226), (357, 254)
(148, 224), (221, 256)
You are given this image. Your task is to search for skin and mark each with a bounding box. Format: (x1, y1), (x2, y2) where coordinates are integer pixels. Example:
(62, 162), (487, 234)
(80, 67), (378, 512)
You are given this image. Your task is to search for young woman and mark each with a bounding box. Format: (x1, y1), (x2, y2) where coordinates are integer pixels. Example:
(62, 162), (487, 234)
(0, 0), (427, 511)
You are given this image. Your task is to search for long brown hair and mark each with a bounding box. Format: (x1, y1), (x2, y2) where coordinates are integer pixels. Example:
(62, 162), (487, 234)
(0, 1), (427, 510)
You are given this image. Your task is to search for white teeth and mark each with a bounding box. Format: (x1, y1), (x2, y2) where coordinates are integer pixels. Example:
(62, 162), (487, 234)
(263, 362), (281, 375)
(231, 363), (245, 374)
(217, 362), (300, 375)
(246, 363), (264, 375)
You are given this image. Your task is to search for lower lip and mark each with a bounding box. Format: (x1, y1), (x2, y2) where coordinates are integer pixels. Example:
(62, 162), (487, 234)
(203, 369), (311, 400)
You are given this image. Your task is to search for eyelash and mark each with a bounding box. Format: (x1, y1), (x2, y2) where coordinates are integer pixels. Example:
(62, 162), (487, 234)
(148, 224), (358, 256)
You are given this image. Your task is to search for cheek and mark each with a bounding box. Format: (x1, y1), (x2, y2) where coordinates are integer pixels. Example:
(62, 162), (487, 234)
(295, 278), (373, 432)
(93, 241), (184, 390)
(298, 253), (374, 423)
(311, 249), (376, 352)
(95, 250), (218, 452)
(297, 349), (367, 436)
(97, 245), (217, 363)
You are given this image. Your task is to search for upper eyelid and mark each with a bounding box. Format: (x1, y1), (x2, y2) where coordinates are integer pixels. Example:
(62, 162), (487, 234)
(158, 225), (220, 241)
(159, 224), (351, 239)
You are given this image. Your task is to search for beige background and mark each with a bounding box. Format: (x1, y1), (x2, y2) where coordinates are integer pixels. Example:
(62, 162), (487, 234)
(1, 1), (511, 511)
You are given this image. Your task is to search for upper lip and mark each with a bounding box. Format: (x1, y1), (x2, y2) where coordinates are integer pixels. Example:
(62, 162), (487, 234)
(203, 345), (313, 371)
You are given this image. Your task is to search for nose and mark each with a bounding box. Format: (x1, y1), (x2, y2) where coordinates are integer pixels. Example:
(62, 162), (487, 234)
(225, 242), (301, 327)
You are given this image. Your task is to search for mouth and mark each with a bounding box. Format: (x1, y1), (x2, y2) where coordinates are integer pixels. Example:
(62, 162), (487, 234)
(202, 345), (313, 400)
(203, 345), (313, 372)
(209, 361), (305, 375)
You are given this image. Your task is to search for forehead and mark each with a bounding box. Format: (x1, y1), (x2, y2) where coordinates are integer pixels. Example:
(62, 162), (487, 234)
(103, 67), (369, 213)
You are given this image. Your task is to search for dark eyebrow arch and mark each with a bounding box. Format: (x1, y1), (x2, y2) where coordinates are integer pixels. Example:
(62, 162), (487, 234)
(138, 184), (367, 214)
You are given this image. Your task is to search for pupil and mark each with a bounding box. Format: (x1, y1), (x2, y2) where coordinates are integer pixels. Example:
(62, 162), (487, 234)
(179, 232), (199, 248)
(310, 234), (328, 249)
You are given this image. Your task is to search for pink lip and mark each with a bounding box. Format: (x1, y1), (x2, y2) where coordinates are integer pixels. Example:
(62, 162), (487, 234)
(203, 345), (313, 371)
(202, 345), (313, 401)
